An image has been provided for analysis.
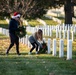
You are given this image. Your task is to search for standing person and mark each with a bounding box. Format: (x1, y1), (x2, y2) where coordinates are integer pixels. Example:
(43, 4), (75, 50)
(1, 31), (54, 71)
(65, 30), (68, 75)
(6, 12), (21, 55)
(28, 29), (43, 54)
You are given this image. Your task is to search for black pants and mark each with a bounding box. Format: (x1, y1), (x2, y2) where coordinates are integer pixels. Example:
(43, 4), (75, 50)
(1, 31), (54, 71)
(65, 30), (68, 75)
(6, 33), (19, 54)
(30, 42), (38, 52)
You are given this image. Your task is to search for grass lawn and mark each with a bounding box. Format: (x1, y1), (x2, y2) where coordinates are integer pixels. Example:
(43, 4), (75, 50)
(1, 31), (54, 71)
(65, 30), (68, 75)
(0, 19), (76, 75)
(0, 20), (8, 29)
(0, 34), (76, 75)
(28, 19), (42, 27)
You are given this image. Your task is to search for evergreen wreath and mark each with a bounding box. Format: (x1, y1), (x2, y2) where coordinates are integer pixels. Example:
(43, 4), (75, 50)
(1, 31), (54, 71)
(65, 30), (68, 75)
(16, 25), (26, 38)
(38, 42), (47, 54)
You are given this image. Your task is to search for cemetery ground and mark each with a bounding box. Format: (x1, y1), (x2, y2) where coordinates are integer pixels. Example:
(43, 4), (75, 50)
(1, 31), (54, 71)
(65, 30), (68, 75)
(0, 20), (76, 75)
(0, 34), (76, 75)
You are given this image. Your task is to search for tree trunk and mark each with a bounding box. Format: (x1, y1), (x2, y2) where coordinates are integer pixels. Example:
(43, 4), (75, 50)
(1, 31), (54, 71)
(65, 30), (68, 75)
(64, 0), (73, 24)
(71, 5), (74, 17)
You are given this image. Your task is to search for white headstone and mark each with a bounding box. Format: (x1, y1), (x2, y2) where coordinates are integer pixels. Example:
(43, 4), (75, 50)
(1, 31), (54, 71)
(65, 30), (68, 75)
(71, 31), (74, 41)
(59, 30), (62, 39)
(67, 40), (72, 60)
(59, 39), (64, 58)
(63, 30), (66, 39)
(53, 39), (56, 56)
(48, 26), (50, 36)
(50, 29), (52, 37)
(47, 39), (51, 54)
(56, 29), (58, 38)
(67, 30), (70, 40)
(0, 27), (2, 33)
(25, 35), (28, 45)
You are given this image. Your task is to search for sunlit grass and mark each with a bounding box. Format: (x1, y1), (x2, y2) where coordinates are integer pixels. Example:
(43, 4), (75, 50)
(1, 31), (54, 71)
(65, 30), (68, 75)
(28, 19), (42, 27)
(0, 20), (8, 28)
(44, 20), (58, 25)
(0, 33), (9, 39)
(0, 20), (8, 24)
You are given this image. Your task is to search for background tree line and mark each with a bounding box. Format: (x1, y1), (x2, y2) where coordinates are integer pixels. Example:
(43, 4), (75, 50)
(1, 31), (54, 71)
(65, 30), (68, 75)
(0, 0), (76, 24)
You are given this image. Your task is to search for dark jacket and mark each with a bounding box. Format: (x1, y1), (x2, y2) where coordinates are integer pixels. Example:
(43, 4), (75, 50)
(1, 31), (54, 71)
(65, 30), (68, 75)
(9, 18), (19, 34)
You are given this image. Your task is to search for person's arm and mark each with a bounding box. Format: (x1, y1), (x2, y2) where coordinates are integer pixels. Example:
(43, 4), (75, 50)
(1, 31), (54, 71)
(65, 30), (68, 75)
(33, 34), (42, 47)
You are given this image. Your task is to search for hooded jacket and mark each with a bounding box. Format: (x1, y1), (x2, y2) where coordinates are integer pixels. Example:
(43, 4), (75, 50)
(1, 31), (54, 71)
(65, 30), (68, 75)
(9, 18), (19, 34)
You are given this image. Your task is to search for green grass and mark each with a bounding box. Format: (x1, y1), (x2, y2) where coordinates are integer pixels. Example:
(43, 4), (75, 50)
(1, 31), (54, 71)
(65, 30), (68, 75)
(26, 17), (59, 26)
(44, 20), (58, 25)
(28, 19), (42, 27)
(0, 20), (8, 28)
(0, 33), (9, 39)
(0, 56), (76, 75)
(41, 16), (58, 25)
(0, 24), (8, 29)
(0, 20), (8, 24)
(0, 34), (76, 75)
(0, 20), (76, 75)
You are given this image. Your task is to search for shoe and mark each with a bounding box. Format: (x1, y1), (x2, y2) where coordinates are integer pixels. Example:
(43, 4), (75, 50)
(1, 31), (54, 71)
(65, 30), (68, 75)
(28, 52), (31, 55)
(6, 53), (8, 56)
(36, 51), (38, 54)
(6, 51), (8, 55)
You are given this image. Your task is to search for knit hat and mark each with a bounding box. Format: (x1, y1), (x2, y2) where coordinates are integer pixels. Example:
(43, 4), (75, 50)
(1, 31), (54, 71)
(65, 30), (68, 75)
(12, 12), (20, 19)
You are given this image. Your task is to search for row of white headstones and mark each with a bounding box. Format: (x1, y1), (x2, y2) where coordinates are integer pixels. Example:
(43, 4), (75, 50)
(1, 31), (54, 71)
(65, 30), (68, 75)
(0, 24), (74, 60)
(19, 35), (72, 60)
(26, 24), (76, 41)
(6, 18), (76, 41)
(47, 39), (72, 60)
(1, 25), (76, 38)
